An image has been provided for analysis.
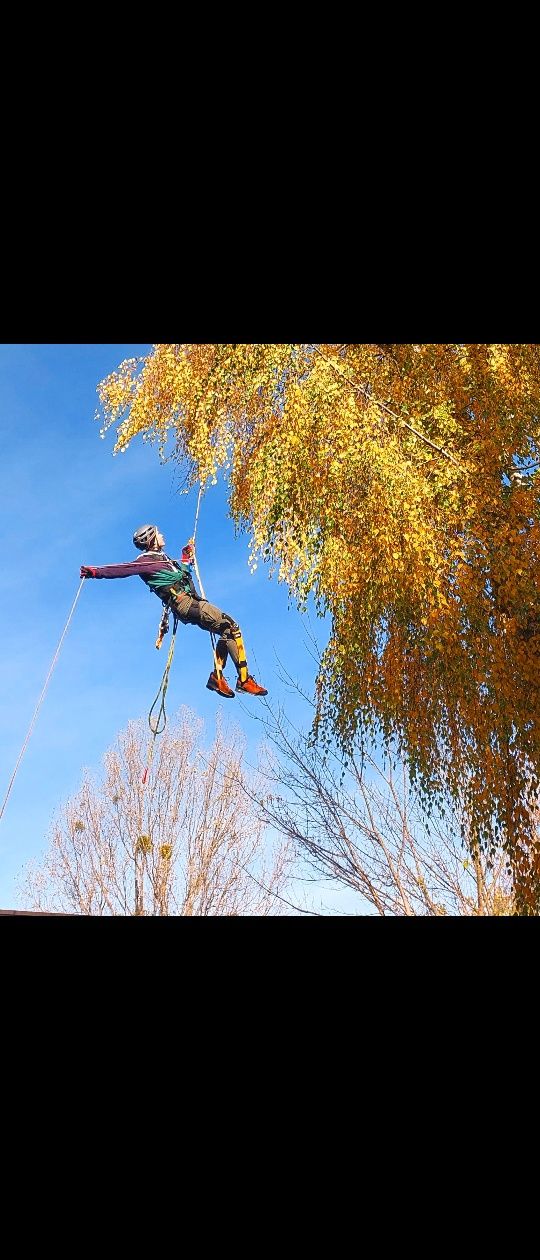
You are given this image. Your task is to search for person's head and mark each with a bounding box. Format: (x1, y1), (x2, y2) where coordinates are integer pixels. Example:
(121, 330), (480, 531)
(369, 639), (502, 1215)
(133, 524), (164, 552)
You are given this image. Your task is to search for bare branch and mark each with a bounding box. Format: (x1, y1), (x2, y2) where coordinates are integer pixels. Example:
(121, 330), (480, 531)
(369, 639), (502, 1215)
(19, 708), (296, 916)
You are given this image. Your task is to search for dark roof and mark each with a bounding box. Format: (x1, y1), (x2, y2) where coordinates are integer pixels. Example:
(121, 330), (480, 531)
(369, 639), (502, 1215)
(0, 909), (79, 916)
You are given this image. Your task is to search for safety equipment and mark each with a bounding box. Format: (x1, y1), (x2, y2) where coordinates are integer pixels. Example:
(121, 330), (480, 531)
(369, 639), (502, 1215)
(80, 565), (97, 578)
(133, 524), (159, 551)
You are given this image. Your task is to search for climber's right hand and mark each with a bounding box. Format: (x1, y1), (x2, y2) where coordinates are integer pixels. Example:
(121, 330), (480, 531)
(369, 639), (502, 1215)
(80, 565), (97, 579)
(181, 539), (195, 564)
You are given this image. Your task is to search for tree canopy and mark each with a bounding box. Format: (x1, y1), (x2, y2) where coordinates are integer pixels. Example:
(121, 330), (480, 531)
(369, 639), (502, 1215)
(97, 344), (540, 911)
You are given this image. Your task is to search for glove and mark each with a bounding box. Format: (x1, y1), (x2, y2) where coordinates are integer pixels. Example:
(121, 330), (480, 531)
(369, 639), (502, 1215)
(181, 539), (195, 564)
(80, 565), (97, 579)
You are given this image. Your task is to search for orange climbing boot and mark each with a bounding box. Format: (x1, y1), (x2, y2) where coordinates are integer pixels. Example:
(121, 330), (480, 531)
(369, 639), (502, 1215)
(236, 675), (268, 696)
(206, 671), (235, 699)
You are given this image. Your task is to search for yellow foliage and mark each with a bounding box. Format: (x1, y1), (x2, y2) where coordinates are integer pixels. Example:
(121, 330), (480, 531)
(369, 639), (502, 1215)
(97, 344), (540, 912)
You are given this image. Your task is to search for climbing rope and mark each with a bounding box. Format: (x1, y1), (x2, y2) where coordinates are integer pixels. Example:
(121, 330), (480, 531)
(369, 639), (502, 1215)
(143, 618), (179, 787)
(0, 577), (86, 822)
(137, 481), (224, 910)
(140, 481), (211, 817)
(148, 620), (178, 736)
(143, 485), (204, 777)
(190, 482), (222, 676)
(138, 607), (182, 911)
(137, 617), (179, 912)
(193, 538), (221, 676)
(192, 483), (204, 545)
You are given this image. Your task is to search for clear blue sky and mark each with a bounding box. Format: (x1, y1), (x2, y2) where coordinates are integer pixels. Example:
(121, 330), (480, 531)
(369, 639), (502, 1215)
(0, 344), (356, 913)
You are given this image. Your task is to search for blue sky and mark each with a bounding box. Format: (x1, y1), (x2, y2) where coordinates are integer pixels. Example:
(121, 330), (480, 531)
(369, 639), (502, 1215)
(0, 344), (357, 914)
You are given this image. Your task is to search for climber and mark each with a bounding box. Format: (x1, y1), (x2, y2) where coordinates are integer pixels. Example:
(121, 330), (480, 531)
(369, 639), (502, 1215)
(80, 524), (268, 699)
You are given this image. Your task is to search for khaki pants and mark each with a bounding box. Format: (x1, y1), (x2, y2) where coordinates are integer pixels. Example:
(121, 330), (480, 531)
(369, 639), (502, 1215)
(170, 594), (242, 671)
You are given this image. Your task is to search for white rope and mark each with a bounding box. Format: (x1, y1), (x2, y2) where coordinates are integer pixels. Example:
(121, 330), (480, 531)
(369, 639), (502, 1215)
(0, 578), (86, 822)
(192, 484), (204, 546)
(190, 484), (222, 674)
(192, 552), (207, 600)
(191, 482), (207, 598)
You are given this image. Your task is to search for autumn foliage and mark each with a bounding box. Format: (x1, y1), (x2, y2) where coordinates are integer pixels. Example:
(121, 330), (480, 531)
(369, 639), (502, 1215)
(97, 344), (540, 911)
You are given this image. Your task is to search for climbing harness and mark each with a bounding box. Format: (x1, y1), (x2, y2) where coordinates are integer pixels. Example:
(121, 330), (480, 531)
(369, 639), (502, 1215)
(154, 481), (222, 679)
(153, 483), (204, 650)
(0, 577), (86, 822)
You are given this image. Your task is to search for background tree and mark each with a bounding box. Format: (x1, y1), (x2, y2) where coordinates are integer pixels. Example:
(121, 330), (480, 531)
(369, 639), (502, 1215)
(19, 708), (293, 916)
(96, 344), (540, 910)
(247, 689), (515, 916)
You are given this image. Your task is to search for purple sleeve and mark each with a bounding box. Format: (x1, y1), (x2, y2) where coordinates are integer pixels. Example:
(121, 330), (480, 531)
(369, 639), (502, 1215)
(93, 559), (156, 579)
